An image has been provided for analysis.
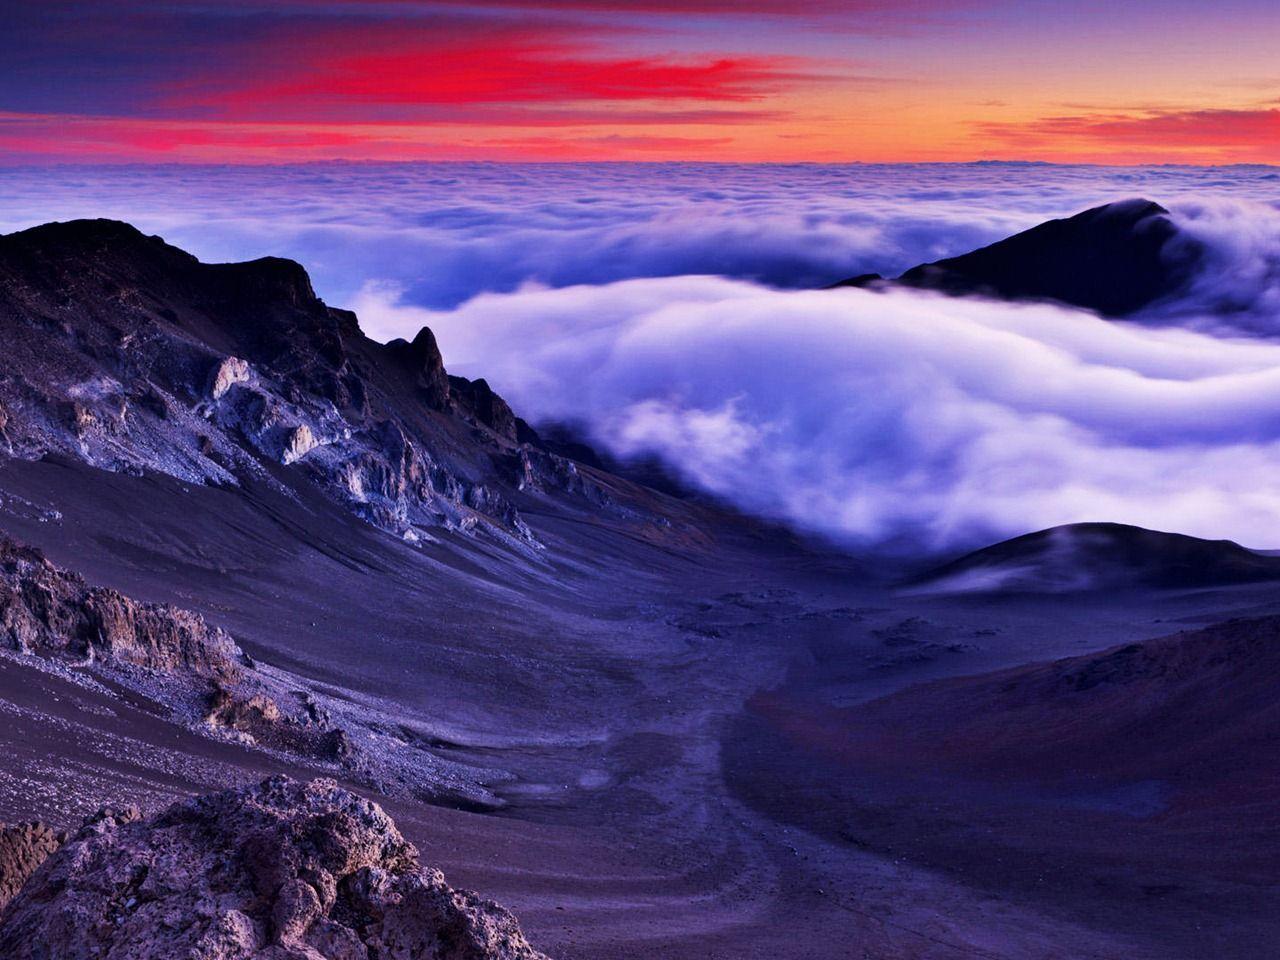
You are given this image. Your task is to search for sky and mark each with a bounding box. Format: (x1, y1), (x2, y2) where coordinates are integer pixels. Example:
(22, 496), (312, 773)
(3, 0), (1280, 164)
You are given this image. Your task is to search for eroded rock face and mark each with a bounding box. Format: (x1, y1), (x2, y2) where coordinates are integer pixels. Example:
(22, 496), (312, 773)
(0, 219), (606, 548)
(210, 356), (253, 400)
(0, 777), (550, 960)
(0, 535), (370, 776)
(0, 821), (65, 914)
(448, 377), (518, 442)
(0, 537), (242, 681)
(281, 423), (319, 465)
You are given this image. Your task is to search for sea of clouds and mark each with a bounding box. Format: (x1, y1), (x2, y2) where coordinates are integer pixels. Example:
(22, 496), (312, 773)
(4, 162), (1280, 550)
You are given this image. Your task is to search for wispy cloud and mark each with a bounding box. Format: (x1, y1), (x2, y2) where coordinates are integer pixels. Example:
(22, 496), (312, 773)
(978, 108), (1280, 163)
(0, 3), (850, 159)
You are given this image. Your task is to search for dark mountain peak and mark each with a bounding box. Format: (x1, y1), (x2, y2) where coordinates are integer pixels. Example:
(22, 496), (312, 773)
(913, 521), (1280, 593)
(1, 219), (317, 311)
(385, 325), (451, 408)
(1083, 196), (1168, 219)
(204, 255), (318, 308)
(0, 218), (349, 375)
(0, 219), (634, 549)
(5, 217), (162, 248)
(0, 218), (197, 276)
(409, 324), (442, 358)
(837, 198), (1203, 316)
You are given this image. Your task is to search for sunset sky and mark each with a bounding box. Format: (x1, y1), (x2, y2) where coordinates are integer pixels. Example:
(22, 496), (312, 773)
(4, 0), (1279, 164)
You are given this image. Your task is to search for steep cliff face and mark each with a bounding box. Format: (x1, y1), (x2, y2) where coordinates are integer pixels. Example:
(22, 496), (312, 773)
(0, 219), (612, 547)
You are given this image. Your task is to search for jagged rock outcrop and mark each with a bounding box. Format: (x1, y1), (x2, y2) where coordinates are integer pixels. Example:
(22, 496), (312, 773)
(281, 423), (320, 465)
(204, 685), (356, 762)
(836, 198), (1204, 316)
(0, 534), (427, 791)
(206, 686), (285, 729)
(0, 777), (550, 960)
(0, 219), (615, 548)
(0, 536), (242, 681)
(386, 328), (452, 410)
(0, 821), (65, 914)
(448, 377), (518, 442)
(210, 356), (253, 400)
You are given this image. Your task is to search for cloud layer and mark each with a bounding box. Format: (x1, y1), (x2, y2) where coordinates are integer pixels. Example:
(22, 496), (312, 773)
(358, 275), (1280, 552)
(5, 161), (1280, 552)
(2, 161), (1277, 308)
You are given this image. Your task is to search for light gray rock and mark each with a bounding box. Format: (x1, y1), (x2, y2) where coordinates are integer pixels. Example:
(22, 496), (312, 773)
(210, 356), (253, 399)
(281, 423), (319, 465)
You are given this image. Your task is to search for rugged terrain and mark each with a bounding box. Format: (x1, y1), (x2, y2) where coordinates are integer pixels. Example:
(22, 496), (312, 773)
(0, 218), (648, 550)
(0, 217), (1276, 958)
(0, 776), (548, 959)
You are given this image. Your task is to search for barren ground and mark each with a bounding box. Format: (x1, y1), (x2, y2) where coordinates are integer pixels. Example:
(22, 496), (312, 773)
(2, 453), (1276, 959)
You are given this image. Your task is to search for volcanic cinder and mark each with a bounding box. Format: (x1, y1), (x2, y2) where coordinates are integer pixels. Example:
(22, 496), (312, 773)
(0, 213), (1276, 959)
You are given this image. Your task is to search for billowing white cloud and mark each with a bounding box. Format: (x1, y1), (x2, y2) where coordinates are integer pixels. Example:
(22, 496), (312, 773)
(356, 277), (1280, 552)
(1146, 197), (1280, 334)
(6, 161), (1280, 550)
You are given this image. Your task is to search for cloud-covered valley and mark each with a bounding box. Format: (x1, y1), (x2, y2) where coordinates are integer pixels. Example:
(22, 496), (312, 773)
(5, 161), (1280, 551)
(359, 275), (1280, 553)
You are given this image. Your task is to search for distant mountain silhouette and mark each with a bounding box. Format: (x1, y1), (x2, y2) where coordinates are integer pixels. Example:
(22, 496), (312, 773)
(912, 522), (1280, 593)
(836, 199), (1204, 316)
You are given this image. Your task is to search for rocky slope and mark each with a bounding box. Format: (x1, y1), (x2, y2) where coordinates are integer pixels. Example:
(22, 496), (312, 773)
(0, 776), (549, 959)
(0, 532), (503, 807)
(0, 219), (624, 548)
(0, 534), (243, 679)
(911, 521), (1280, 593)
(3, 215), (1274, 959)
(836, 198), (1203, 316)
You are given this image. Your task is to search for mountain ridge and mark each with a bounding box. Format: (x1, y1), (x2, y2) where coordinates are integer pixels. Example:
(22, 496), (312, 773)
(836, 198), (1204, 316)
(0, 218), (654, 550)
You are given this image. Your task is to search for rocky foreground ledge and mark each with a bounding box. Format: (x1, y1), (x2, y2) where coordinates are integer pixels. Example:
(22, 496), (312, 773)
(0, 777), (550, 959)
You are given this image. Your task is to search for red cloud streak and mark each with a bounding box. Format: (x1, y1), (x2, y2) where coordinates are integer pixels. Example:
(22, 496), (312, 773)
(198, 41), (815, 117)
(983, 108), (1280, 153)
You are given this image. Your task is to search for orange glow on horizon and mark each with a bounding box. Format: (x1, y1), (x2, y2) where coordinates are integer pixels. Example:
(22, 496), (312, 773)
(2, 2), (1279, 165)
